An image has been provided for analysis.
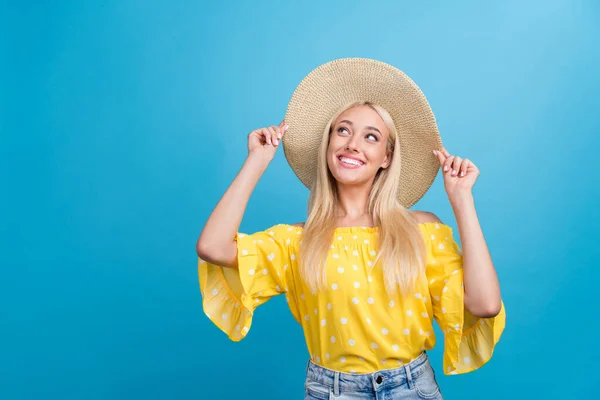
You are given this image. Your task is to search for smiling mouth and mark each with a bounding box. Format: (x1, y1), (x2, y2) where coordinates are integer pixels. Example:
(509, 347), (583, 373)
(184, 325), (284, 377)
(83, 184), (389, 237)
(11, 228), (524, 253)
(338, 156), (365, 167)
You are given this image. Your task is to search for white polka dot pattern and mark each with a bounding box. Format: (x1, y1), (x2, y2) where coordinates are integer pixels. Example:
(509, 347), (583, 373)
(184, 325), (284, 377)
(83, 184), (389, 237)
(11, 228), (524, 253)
(198, 222), (506, 376)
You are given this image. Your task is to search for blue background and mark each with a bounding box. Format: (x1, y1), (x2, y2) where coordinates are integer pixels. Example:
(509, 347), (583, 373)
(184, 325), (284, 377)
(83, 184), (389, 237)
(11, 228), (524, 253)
(2, 1), (599, 399)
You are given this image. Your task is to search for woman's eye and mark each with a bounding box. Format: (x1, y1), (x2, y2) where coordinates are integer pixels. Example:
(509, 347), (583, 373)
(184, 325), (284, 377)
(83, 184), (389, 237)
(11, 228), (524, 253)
(336, 127), (377, 141)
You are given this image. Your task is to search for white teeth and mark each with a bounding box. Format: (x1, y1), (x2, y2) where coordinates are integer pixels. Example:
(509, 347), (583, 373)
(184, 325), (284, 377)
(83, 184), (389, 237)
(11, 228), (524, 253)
(340, 157), (363, 166)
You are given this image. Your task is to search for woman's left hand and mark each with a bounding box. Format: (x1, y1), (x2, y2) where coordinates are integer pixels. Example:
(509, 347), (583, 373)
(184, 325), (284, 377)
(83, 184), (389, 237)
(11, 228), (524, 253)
(433, 147), (479, 201)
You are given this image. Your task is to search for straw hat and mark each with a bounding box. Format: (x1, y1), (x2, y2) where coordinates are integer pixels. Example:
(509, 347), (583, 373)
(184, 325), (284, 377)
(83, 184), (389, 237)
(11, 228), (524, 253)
(282, 58), (443, 208)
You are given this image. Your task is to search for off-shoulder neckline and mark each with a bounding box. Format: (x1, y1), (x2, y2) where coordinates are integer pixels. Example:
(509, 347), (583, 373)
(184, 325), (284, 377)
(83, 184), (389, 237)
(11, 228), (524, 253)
(277, 222), (453, 233)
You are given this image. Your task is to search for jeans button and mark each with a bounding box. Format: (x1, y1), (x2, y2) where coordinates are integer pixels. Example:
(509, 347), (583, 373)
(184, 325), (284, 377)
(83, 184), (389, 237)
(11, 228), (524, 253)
(376, 376), (383, 384)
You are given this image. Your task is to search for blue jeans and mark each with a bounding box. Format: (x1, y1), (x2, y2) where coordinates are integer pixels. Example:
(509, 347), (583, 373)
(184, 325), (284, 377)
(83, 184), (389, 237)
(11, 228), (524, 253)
(304, 352), (443, 400)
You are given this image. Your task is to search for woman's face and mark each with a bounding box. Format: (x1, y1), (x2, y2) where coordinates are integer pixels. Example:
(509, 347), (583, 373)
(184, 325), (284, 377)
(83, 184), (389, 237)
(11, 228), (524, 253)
(326, 105), (391, 187)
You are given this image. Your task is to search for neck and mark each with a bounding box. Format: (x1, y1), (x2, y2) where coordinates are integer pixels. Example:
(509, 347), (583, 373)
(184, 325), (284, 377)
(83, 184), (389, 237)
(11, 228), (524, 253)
(335, 182), (372, 219)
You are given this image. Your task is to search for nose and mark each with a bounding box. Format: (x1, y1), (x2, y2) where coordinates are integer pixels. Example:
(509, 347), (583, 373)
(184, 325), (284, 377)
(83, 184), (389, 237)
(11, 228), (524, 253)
(345, 135), (360, 153)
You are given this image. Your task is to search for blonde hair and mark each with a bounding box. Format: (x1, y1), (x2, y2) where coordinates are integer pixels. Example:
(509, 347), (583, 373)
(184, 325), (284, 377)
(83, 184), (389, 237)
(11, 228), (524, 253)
(299, 101), (427, 297)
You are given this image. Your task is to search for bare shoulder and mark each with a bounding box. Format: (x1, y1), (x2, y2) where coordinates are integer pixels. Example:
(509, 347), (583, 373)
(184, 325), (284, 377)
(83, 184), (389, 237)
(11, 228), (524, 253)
(409, 210), (443, 224)
(291, 214), (440, 227)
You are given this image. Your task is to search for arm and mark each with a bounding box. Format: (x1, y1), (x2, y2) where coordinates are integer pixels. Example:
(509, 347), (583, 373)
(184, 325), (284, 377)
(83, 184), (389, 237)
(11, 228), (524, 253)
(196, 121), (288, 268)
(196, 156), (269, 268)
(431, 147), (502, 318)
(450, 194), (502, 318)
(417, 207), (501, 318)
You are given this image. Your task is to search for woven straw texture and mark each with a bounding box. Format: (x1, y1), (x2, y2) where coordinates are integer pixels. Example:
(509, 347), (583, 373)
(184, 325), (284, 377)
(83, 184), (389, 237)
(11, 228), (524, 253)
(282, 58), (443, 208)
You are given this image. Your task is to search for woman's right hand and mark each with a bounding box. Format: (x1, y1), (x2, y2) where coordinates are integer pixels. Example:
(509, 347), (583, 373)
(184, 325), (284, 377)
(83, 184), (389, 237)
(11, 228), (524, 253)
(247, 120), (288, 163)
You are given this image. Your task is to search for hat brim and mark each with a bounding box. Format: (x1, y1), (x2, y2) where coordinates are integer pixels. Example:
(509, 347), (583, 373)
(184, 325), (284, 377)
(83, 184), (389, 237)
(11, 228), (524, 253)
(282, 58), (442, 208)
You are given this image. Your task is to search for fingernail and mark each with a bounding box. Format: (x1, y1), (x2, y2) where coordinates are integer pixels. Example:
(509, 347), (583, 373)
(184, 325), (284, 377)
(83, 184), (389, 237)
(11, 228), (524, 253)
(444, 166), (449, 171)
(284, 124), (289, 130)
(460, 171), (465, 177)
(278, 134), (281, 139)
(452, 170), (457, 175)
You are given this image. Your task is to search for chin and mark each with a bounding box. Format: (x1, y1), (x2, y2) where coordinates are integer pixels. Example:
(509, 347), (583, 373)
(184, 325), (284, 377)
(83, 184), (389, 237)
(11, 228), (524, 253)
(331, 171), (365, 186)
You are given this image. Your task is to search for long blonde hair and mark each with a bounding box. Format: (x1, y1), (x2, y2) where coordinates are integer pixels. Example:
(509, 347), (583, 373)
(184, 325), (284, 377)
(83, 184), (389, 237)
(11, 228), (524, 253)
(299, 101), (427, 297)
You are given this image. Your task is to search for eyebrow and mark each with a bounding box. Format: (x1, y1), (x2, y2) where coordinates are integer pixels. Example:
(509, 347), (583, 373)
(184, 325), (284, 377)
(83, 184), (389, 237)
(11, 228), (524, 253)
(338, 120), (382, 135)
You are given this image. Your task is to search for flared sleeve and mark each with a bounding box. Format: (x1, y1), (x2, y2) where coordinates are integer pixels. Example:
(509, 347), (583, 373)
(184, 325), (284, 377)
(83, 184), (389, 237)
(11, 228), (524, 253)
(422, 222), (506, 375)
(198, 224), (296, 341)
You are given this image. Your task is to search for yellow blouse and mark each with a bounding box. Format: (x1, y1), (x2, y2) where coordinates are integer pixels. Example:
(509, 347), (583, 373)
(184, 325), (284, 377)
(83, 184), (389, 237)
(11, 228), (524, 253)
(198, 222), (505, 375)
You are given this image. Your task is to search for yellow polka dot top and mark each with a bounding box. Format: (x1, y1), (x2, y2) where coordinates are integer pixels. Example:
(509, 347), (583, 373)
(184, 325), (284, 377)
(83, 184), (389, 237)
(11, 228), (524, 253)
(198, 222), (505, 375)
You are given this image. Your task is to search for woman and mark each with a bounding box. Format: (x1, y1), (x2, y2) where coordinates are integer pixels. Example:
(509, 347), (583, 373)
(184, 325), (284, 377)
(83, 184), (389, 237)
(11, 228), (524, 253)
(197, 58), (505, 399)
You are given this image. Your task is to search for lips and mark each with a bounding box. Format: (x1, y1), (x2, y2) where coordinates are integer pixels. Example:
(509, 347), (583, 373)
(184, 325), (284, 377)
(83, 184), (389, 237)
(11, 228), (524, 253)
(338, 155), (365, 167)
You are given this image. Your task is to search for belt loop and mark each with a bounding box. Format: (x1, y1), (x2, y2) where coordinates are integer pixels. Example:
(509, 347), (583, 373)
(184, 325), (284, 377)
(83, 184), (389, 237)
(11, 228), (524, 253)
(404, 363), (413, 390)
(334, 372), (340, 396)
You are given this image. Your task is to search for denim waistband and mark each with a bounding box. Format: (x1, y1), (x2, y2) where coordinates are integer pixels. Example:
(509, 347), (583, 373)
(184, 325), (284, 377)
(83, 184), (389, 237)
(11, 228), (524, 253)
(305, 352), (430, 394)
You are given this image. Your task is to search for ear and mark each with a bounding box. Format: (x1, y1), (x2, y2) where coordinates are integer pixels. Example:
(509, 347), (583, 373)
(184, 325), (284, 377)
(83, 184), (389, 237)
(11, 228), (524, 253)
(381, 151), (392, 169)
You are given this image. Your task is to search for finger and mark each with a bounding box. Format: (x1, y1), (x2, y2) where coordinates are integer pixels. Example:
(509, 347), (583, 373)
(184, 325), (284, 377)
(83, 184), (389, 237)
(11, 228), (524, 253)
(267, 127), (278, 145)
(443, 156), (454, 173)
(460, 159), (470, 177)
(451, 156), (462, 176)
(441, 147), (451, 158)
(262, 128), (273, 145)
(274, 126), (283, 140)
(432, 150), (446, 166)
(275, 124), (286, 140)
(250, 129), (265, 145)
(279, 120), (289, 138)
(267, 126), (279, 146)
